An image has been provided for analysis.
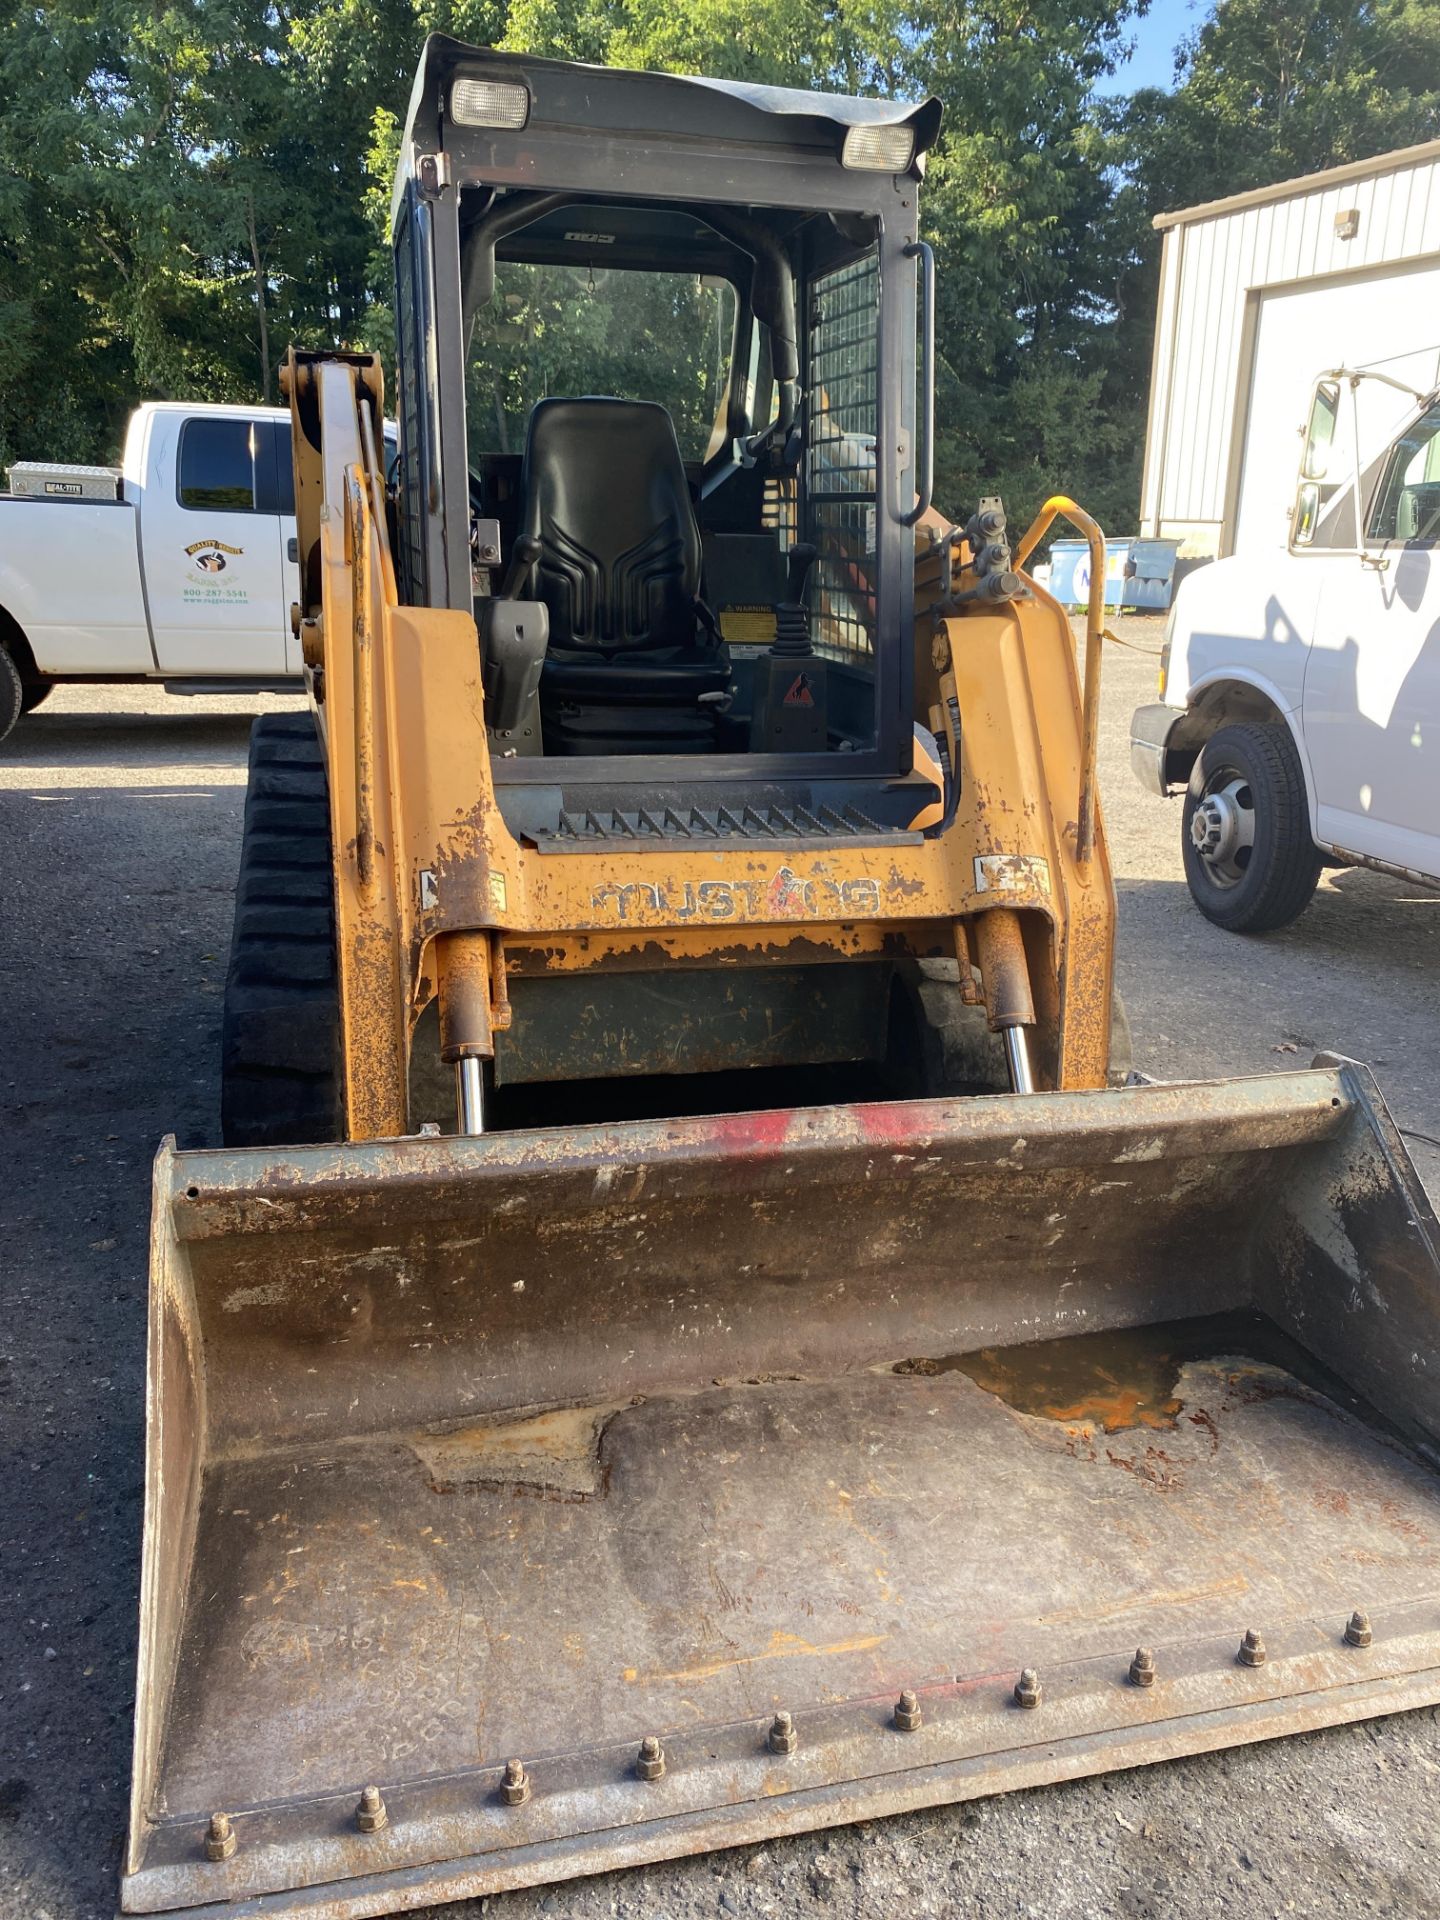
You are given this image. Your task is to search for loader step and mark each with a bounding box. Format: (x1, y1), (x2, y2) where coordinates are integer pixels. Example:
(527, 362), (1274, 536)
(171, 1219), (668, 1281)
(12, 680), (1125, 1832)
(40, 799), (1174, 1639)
(494, 774), (940, 849)
(534, 798), (910, 846)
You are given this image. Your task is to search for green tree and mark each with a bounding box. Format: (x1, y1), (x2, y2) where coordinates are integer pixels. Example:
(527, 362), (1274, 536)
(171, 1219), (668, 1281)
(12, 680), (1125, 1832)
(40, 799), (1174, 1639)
(1118, 1), (1440, 222)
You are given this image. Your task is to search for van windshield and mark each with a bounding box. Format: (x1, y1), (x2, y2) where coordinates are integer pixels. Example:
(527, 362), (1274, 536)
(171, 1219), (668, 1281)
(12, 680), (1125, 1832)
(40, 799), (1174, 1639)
(466, 263), (736, 464)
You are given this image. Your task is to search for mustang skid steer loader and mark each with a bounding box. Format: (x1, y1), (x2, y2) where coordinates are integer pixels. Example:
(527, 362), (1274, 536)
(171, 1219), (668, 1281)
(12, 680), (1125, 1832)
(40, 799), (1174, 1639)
(125, 36), (1440, 1920)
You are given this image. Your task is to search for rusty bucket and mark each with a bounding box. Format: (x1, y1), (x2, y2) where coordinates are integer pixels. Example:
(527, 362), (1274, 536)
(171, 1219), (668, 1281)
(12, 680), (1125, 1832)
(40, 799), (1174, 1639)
(124, 1059), (1440, 1917)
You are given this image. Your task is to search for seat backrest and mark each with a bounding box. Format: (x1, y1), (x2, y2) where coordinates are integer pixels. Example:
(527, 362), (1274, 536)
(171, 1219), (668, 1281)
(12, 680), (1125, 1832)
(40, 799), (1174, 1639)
(519, 397), (701, 653)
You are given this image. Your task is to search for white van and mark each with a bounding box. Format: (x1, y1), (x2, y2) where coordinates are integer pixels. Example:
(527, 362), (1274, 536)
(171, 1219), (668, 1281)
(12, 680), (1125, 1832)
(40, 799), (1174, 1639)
(1130, 369), (1440, 930)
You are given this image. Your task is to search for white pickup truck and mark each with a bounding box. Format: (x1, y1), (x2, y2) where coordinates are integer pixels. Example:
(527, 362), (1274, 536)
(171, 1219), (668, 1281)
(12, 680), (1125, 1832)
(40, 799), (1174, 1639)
(1130, 369), (1440, 931)
(0, 401), (305, 741)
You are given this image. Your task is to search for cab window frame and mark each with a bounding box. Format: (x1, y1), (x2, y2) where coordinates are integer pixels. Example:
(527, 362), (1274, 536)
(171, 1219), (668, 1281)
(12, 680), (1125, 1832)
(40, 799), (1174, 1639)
(1365, 400), (1440, 550)
(176, 415), (288, 517)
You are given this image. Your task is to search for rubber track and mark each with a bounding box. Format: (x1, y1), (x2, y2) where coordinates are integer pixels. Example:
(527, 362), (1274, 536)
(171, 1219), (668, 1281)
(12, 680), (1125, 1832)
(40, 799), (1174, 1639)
(220, 712), (342, 1146)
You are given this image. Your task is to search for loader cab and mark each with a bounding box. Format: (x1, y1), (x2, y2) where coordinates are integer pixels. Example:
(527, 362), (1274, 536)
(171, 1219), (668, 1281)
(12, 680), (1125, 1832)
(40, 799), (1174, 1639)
(390, 38), (940, 838)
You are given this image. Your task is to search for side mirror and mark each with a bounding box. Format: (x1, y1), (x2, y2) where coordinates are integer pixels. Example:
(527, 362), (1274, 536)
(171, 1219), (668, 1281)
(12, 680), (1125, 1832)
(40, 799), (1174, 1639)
(1301, 381), (1341, 481)
(1291, 481), (1320, 548)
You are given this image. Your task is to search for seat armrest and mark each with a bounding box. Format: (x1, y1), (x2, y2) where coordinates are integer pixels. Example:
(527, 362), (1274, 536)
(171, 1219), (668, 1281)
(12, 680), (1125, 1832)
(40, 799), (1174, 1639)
(479, 598), (550, 738)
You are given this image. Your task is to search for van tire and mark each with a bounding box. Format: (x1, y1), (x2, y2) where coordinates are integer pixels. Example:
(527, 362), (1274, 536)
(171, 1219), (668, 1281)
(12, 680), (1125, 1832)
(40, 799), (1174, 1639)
(0, 648), (23, 743)
(221, 712), (343, 1147)
(1182, 722), (1321, 933)
(20, 678), (54, 713)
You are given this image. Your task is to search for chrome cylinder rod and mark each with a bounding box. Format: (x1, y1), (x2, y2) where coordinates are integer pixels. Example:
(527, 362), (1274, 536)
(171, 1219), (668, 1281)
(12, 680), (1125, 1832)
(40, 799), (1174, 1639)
(456, 1056), (486, 1135)
(1003, 1024), (1036, 1095)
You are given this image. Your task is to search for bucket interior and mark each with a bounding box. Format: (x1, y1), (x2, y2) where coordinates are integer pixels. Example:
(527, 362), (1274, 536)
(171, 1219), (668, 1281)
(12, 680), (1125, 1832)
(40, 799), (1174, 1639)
(124, 1070), (1440, 1917)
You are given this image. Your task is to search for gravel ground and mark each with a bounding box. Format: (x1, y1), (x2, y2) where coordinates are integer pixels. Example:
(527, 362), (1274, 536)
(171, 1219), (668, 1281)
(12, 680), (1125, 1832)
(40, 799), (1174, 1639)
(1, 625), (1437, 1919)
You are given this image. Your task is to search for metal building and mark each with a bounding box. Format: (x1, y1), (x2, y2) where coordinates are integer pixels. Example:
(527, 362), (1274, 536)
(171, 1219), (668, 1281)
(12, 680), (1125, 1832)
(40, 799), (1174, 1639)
(1141, 139), (1440, 559)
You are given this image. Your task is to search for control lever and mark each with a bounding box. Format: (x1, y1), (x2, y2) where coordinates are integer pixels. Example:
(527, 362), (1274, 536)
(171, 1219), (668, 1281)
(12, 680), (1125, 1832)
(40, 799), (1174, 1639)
(784, 541), (817, 606)
(771, 542), (818, 657)
(501, 535), (541, 601)
(750, 542), (827, 750)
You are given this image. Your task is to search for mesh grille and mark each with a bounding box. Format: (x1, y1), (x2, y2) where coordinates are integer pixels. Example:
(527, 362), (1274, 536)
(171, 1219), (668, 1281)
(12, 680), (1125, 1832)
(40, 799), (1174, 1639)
(807, 255), (879, 665)
(393, 205), (427, 601)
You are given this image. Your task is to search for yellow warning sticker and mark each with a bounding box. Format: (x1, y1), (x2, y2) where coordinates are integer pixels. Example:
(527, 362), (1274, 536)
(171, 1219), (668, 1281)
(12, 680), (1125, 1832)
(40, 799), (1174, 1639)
(719, 608), (777, 644)
(490, 872), (508, 913)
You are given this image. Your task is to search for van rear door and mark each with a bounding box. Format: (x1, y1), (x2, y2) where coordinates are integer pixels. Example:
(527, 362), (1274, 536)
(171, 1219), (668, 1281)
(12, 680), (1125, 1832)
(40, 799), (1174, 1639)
(140, 412), (289, 676)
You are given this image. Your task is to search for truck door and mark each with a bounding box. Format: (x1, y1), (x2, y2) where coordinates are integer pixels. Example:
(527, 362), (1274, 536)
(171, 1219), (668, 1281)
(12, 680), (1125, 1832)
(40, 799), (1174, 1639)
(141, 412), (289, 676)
(266, 418), (303, 672)
(1302, 397), (1440, 881)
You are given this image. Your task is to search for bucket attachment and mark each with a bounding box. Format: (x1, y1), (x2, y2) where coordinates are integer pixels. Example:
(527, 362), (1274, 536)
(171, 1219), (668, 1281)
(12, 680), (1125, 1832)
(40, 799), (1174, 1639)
(126, 1060), (1440, 1918)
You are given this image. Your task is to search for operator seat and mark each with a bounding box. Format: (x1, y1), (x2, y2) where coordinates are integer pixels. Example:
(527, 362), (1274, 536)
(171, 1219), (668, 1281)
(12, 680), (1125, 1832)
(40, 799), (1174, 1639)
(518, 397), (731, 754)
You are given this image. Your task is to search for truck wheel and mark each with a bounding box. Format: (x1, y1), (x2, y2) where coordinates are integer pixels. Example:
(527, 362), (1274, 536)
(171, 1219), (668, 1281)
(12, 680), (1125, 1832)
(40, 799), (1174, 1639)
(0, 648), (23, 743)
(1182, 722), (1321, 933)
(221, 712), (343, 1147)
(20, 679), (54, 713)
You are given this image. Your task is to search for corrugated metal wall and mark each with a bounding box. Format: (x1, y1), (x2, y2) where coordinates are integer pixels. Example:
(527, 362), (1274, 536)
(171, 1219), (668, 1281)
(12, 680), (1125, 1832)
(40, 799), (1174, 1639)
(1141, 145), (1440, 555)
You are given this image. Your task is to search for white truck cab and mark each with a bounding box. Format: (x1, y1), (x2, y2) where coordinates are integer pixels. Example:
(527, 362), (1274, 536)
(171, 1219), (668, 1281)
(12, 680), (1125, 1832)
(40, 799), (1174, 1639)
(1131, 370), (1440, 930)
(0, 402), (304, 738)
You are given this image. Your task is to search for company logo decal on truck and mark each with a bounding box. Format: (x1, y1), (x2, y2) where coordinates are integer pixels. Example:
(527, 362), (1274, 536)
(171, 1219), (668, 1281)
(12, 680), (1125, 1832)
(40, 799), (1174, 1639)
(184, 538), (248, 602)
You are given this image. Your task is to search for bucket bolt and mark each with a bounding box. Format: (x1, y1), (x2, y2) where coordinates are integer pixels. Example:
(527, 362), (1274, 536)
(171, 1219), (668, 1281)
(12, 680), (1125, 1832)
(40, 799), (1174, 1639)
(1129, 1647), (1157, 1688)
(1345, 1610), (1373, 1648)
(203, 1812), (237, 1862)
(1237, 1628), (1266, 1668)
(355, 1785), (388, 1833)
(635, 1736), (666, 1781)
(499, 1759), (531, 1806)
(893, 1689), (923, 1732)
(1013, 1668), (1042, 1709)
(768, 1710), (798, 1755)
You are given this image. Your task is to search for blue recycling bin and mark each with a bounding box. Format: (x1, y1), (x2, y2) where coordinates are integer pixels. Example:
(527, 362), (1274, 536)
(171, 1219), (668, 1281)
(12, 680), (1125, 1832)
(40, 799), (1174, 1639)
(1046, 537), (1183, 612)
(1121, 539), (1182, 611)
(1047, 539), (1131, 611)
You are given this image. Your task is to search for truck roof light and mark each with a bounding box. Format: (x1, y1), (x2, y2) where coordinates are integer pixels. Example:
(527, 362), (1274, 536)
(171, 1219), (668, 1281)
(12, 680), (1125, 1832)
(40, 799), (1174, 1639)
(451, 78), (530, 130)
(841, 124), (915, 172)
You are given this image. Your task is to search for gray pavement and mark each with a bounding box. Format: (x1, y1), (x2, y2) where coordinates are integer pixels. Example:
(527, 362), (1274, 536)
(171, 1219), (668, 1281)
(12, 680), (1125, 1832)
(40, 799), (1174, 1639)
(1, 626), (1437, 1918)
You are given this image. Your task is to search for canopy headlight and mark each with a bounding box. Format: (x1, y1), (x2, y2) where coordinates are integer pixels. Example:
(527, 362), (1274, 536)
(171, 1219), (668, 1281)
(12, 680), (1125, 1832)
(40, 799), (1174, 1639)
(841, 124), (915, 172)
(451, 78), (530, 130)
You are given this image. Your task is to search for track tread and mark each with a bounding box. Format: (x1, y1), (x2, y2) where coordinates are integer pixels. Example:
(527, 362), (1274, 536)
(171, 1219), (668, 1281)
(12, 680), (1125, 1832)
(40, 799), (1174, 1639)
(221, 713), (342, 1146)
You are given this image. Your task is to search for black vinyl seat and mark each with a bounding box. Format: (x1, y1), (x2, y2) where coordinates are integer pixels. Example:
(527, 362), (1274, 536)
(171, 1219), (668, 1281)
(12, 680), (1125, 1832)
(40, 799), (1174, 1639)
(518, 397), (730, 754)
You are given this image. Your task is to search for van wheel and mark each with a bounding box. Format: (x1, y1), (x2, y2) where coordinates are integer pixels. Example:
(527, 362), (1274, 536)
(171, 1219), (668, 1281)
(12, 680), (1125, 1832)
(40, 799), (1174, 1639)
(0, 649), (23, 743)
(1182, 722), (1321, 933)
(20, 679), (53, 713)
(221, 713), (342, 1147)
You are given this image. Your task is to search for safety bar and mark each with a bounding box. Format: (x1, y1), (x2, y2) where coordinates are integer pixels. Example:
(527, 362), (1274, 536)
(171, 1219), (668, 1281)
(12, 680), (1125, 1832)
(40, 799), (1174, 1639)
(899, 242), (935, 528)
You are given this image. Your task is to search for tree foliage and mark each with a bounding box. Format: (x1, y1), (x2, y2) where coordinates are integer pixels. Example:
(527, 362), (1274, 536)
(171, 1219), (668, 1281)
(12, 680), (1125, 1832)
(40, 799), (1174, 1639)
(3, 0), (1438, 535)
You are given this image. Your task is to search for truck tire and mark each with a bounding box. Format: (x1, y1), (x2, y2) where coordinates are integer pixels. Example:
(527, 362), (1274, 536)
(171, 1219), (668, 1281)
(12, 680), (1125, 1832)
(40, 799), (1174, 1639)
(221, 712), (343, 1147)
(0, 648), (23, 743)
(1181, 722), (1321, 933)
(20, 679), (54, 713)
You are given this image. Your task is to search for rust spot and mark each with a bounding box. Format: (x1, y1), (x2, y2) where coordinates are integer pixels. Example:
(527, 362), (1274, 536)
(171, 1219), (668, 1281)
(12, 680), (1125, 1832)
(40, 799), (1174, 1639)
(897, 1322), (1200, 1435)
(1104, 1446), (1183, 1490)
